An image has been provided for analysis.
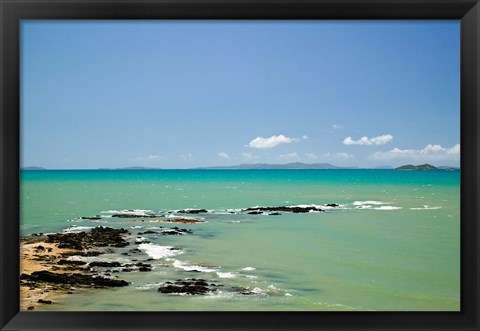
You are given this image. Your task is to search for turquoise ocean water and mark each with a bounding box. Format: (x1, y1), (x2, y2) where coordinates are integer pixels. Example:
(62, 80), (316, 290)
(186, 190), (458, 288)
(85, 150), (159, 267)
(20, 169), (460, 311)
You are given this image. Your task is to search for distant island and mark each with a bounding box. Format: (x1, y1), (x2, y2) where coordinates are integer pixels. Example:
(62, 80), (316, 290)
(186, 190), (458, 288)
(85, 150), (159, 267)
(395, 164), (460, 170)
(98, 166), (158, 170)
(196, 162), (344, 170)
(21, 163), (459, 171)
(21, 166), (47, 170)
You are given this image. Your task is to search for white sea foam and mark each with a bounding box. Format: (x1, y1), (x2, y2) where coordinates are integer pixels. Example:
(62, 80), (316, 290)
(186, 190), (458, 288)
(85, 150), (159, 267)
(135, 237), (150, 244)
(410, 205), (442, 210)
(242, 267), (256, 271)
(136, 283), (164, 290)
(250, 287), (266, 295)
(138, 243), (183, 260)
(130, 226), (143, 229)
(163, 214), (201, 220)
(67, 256), (128, 264)
(292, 203), (346, 210)
(372, 206), (402, 210)
(217, 272), (236, 278)
(63, 225), (93, 232)
(101, 209), (156, 216)
(172, 260), (216, 273)
(245, 275), (258, 279)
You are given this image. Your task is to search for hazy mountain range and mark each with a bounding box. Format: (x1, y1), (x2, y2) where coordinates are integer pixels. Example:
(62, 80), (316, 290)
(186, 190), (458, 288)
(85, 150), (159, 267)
(21, 163), (459, 170)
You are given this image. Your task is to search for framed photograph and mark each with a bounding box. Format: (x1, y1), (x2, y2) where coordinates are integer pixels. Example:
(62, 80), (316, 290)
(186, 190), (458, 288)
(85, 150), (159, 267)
(1, 0), (479, 330)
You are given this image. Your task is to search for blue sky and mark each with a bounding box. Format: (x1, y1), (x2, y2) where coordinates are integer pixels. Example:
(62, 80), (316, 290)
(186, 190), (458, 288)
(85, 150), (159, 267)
(21, 20), (460, 169)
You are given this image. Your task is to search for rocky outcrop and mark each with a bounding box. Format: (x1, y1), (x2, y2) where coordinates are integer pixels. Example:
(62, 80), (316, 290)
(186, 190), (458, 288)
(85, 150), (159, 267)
(89, 261), (122, 268)
(161, 227), (193, 235)
(177, 209), (208, 214)
(244, 206), (324, 213)
(111, 213), (157, 218)
(158, 279), (218, 295)
(20, 270), (129, 287)
(46, 227), (130, 250)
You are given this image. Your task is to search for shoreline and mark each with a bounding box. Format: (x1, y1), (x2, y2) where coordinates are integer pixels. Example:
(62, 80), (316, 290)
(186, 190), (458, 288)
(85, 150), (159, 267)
(20, 227), (133, 311)
(20, 238), (90, 310)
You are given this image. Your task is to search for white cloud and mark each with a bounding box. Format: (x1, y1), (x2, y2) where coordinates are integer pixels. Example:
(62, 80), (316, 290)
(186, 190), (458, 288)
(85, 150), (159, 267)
(217, 152), (231, 159)
(343, 134), (393, 146)
(279, 152), (299, 161)
(305, 153), (318, 160)
(302, 135), (309, 140)
(181, 153), (193, 160)
(332, 124), (344, 129)
(370, 144), (460, 161)
(247, 134), (298, 149)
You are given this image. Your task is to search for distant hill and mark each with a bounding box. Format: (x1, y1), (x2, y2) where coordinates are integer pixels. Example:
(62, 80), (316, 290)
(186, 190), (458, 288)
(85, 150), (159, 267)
(119, 166), (157, 170)
(21, 166), (46, 170)
(98, 166), (159, 170)
(196, 162), (343, 170)
(395, 164), (437, 170)
(437, 166), (460, 170)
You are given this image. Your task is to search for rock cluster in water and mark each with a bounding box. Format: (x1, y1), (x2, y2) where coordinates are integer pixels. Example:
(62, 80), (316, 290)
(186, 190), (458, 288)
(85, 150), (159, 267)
(46, 226), (130, 250)
(158, 279), (219, 295)
(22, 203), (340, 309)
(243, 206), (325, 213)
(21, 270), (129, 287)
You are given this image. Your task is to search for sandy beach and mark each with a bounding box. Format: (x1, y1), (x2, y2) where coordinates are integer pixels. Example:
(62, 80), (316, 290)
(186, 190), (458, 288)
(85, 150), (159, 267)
(20, 238), (87, 310)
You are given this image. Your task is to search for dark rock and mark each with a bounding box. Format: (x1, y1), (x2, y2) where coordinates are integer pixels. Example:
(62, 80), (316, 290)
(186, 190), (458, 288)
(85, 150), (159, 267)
(21, 271), (129, 287)
(231, 286), (258, 295)
(47, 248), (53, 252)
(325, 203), (339, 207)
(135, 237), (150, 244)
(161, 227), (193, 235)
(244, 206), (324, 213)
(269, 212), (281, 216)
(158, 278), (216, 295)
(27, 306), (35, 310)
(58, 259), (87, 266)
(89, 261), (122, 268)
(138, 267), (152, 272)
(80, 216), (102, 220)
(247, 211), (263, 215)
(111, 213), (157, 218)
(46, 227), (129, 250)
(34, 245), (45, 251)
(177, 209), (208, 214)
(38, 299), (52, 304)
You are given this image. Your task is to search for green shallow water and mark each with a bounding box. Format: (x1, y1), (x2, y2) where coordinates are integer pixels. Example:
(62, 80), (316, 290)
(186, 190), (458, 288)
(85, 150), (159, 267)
(20, 169), (460, 311)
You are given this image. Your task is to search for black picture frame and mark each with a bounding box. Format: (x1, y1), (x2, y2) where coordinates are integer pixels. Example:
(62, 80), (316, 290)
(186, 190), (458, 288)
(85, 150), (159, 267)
(1, 0), (479, 330)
